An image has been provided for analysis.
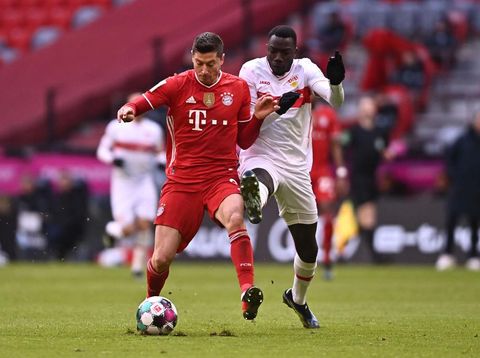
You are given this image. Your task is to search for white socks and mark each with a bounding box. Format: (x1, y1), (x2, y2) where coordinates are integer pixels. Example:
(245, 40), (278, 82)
(292, 254), (316, 305)
(131, 229), (153, 274)
(106, 221), (123, 239)
(259, 181), (269, 208)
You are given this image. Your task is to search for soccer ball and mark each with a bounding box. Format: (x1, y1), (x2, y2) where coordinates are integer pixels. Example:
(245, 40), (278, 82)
(136, 296), (178, 335)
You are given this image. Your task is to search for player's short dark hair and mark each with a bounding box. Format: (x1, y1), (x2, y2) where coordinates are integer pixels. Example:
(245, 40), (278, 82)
(192, 32), (224, 57)
(268, 25), (297, 45)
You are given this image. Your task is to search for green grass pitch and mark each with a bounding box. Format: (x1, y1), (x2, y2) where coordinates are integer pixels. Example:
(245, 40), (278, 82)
(0, 262), (479, 357)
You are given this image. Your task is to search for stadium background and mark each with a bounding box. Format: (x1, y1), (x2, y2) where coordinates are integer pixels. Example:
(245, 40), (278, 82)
(1, 0), (480, 265)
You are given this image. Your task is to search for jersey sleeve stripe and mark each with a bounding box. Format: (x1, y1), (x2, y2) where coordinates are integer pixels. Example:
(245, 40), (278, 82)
(143, 93), (155, 110)
(166, 115), (176, 168)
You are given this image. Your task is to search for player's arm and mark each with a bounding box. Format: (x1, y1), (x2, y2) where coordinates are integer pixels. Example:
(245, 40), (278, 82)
(96, 122), (116, 164)
(306, 56), (345, 108)
(237, 81), (279, 148)
(117, 78), (176, 122)
(325, 51), (345, 108)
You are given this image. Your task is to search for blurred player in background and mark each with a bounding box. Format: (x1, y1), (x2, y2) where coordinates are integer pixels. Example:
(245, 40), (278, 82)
(116, 32), (279, 320)
(343, 96), (391, 263)
(238, 25), (345, 328)
(436, 110), (480, 271)
(310, 104), (348, 280)
(97, 92), (166, 278)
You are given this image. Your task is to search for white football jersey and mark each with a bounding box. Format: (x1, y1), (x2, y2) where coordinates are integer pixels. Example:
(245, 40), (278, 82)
(97, 117), (165, 180)
(239, 57), (331, 170)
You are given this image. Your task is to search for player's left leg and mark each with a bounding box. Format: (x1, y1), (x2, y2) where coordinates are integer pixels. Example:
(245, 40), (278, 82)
(212, 190), (263, 320)
(130, 219), (154, 278)
(284, 223), (320, 328)
(276, 168), (320, 328)
(240, 168), (276, 224)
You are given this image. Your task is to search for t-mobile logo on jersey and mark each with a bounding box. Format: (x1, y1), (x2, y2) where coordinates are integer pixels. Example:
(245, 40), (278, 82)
(188, 110), (228, 131)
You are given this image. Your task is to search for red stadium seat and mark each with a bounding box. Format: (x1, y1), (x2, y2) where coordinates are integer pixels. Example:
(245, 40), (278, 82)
(91, 0), (112, 10)
(0, 0), (18, 8)
(48, 7), (72, 30)
(18, 0), (43, 10)
(2, 9), (25, 31)
(45, 0), (68, 9)
(7, 27), (32, 52)
(25, 8), (50, 32)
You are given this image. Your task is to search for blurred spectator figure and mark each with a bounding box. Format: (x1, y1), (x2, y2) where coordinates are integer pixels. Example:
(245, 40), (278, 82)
(318, 11), (347, 51)
(97, 92), (166, 278)
(436, 111), (480, 271)
(424, 18), (457, 71)
(343, 96), (391, 263)
(310, 10), (349, 70)
(374, 92), (399, 137)
(390, 50), (426, 92)
(48, 170), (89, 260)
(15, 175), (54, 260)
(0, 194), (17, 265)
(310, 103), (348, 280)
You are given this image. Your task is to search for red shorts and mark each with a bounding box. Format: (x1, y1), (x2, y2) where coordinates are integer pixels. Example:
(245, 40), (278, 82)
(311, 166), (336, 203)
(154, 173), (241, 253)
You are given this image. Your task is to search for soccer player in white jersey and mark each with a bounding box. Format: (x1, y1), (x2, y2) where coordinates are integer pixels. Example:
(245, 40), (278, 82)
(97, 93), (166, 278)
(238, 25), (345, 328)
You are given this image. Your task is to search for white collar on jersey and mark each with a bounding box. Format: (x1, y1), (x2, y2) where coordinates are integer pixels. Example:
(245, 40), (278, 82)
(265, 57), (295, 80)
(194, 70), (223, 88)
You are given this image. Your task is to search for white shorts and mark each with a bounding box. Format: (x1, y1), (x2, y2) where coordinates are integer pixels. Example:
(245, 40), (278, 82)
(239, 155), (318, 226)
(111, 175), (158, 225)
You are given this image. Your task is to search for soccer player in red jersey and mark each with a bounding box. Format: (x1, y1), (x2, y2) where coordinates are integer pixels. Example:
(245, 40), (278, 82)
(117, 32), (278, 320)
(310, 104), (348, 280)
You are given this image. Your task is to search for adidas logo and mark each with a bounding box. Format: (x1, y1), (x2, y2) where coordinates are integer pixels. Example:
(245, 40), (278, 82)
(185, 96), (196, 104)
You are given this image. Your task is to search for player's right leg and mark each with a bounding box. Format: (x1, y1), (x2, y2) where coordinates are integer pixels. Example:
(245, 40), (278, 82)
(148, 183), (204, 297)
(146, 225), (182, 297)
(105, 178), (136, 247)
(131, 219), (154, 279)
(240, 168), (275, 224)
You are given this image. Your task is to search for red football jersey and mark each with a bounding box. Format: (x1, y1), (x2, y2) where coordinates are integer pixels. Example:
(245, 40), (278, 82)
(143, 70), (251, 183)
(311, 105), (341, 174)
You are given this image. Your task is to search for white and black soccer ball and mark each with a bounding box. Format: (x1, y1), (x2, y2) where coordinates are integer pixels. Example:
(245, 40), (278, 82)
(136, 296), (178, 335)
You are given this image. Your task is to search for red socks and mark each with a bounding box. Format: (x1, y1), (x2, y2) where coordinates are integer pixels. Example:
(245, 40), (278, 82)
(229, 229), (254, 293)
(146, 259), (169, 297)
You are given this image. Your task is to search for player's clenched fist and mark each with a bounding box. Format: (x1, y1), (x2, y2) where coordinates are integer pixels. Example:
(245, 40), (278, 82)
(117, 105), (136, 123)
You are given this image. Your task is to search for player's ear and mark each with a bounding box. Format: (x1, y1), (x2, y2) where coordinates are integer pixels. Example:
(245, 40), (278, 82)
(220, 53), (225, 65)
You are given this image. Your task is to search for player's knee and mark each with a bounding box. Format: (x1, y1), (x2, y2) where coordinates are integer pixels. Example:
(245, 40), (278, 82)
(297, 240), (318, 263)
(225, 211), (245, 231)
(151, 251), (173, 272)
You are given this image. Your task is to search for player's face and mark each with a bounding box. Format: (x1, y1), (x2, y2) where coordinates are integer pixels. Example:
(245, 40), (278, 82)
(267, 35), (296, 76)
(192, 51), (224, 86)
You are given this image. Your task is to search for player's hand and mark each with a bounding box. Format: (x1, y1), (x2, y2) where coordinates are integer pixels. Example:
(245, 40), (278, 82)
(112, 158), (124, 168)
(254, 95), (280, 120)
(276, 91), (301, 115)
(326, 51), (345, 85)
(335, 177), (349, 198)
(117, 105), (136, 123)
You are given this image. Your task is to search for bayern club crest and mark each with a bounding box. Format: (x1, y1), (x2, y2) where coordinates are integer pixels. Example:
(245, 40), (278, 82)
(221, 92), (234, 106)
(156, 203), (166, 216)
